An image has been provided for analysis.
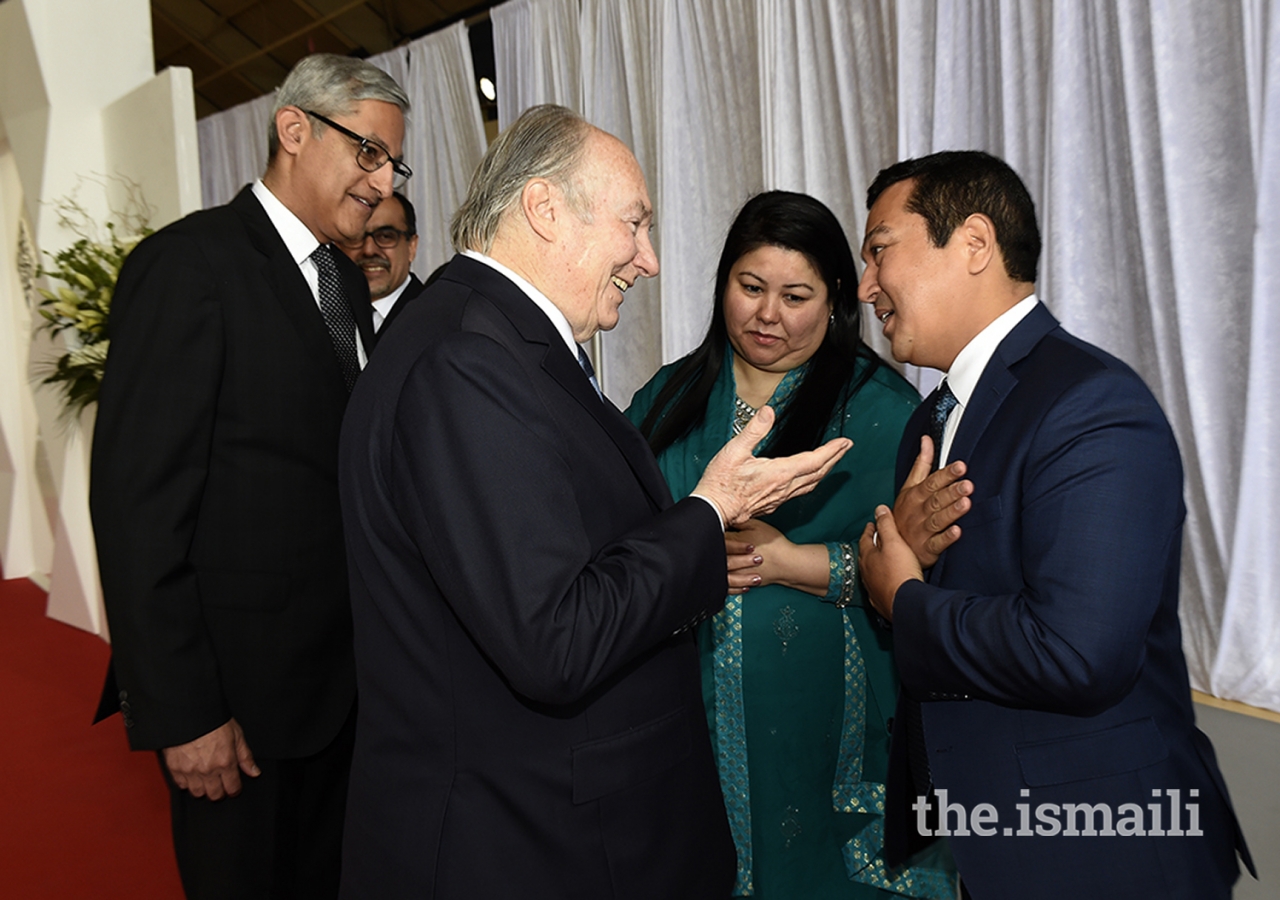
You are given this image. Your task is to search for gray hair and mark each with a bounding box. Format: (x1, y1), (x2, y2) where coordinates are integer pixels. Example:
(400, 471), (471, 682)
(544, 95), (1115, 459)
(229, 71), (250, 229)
(450, 104), (594, 253)
(268, 53), (410, 161)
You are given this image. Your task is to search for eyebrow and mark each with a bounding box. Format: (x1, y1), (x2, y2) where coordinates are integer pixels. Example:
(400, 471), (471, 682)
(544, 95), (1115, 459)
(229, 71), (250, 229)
(861, 223), (891, 255)
(738, 270), (815, 291)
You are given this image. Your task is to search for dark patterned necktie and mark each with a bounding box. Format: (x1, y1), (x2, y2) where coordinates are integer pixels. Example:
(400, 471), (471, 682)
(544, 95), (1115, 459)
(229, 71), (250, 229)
(927, 380), (959, 470)
(311, 244), (360, 393)
(577, 345), (603, 400)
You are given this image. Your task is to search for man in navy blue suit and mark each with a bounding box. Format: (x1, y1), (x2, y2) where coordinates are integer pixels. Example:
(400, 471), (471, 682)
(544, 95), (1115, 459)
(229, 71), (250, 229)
(855, 151), (1253, 898)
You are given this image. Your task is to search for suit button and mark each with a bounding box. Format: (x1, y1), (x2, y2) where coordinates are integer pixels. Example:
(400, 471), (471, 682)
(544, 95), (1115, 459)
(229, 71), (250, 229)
(886, 717), (894, 731)
(118, 690), (129, 701)
(120, 701), (131, 713)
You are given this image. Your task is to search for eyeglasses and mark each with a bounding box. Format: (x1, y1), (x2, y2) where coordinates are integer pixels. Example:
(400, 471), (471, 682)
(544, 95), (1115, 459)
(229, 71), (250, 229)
(348, 226), (415, 250)
(304, 109), (412, 185)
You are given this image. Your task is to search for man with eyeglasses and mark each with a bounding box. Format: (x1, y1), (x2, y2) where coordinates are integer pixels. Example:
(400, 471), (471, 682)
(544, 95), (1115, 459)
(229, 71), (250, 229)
(90, 54), (408, 899)
(340, 191), (423, 333)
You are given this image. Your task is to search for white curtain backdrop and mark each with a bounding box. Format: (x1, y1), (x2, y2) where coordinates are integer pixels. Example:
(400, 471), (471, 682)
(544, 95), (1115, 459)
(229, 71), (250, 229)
(487, 0), (1280, 713)
(383, 25), (488, 278)
(492, 0), (582, 131)
(196, 92), (274, 209)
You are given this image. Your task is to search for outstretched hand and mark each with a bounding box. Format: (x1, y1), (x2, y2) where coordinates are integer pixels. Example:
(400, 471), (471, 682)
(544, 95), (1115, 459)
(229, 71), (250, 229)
(694, 406), (851, 527)
(894, 435), (972, 568)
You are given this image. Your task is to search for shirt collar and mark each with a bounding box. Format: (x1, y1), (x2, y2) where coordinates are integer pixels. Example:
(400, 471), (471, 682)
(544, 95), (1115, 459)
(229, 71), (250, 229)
(946, 295), (1040, 407)
(252, 179), (322, 264)
(461, 249), (578, 357)
(371, 275), (411, 326)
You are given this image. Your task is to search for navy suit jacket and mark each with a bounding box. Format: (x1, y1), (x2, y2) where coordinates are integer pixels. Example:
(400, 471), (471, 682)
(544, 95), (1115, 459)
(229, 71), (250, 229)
(337, 256), (735, 899)
(883, 303), (1252, 898)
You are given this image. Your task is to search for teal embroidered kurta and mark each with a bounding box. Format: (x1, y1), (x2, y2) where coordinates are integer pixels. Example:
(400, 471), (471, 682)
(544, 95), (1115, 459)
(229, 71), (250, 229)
(627, 352), (953, 898)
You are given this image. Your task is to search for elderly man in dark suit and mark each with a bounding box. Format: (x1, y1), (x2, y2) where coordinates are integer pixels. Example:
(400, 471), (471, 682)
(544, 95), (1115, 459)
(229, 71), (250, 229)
(337, 104), (851, 899)
(856, 150), (1253, 898)
(90, 54), (409, 899)
(339, 190), (423, 333)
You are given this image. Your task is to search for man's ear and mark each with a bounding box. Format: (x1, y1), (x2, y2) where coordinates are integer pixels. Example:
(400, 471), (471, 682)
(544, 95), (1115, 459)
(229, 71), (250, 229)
(520, 178), (559, 243)
(960, 213), (999, 276)
(275, 106), (310, 159)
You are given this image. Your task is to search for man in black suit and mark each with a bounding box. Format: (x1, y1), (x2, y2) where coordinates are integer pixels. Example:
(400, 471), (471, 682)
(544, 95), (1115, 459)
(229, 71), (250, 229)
(339, 190), (423, 333)
(90, 54), (409, 899)
(337, 104), (851, 899)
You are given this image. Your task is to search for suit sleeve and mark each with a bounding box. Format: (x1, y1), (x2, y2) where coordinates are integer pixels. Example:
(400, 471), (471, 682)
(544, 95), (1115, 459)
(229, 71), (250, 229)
(389, 332), (726, 706)
(90, 230), (230, 750)
(893, 368), (1184, 716)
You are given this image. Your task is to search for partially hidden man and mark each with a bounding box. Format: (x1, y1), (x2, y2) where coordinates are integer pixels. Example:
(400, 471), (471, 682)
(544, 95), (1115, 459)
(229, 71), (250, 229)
(91, 54), (409, 899)
(336, 104), (851, 899)
(856, 150), (1254, 898)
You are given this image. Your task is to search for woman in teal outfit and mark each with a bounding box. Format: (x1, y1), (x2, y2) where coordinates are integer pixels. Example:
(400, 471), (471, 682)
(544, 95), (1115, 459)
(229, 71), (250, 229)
(627, 192), (953, 898)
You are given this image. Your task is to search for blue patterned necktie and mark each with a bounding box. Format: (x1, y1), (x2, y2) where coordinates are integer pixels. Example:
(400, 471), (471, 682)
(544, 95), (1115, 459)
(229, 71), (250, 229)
(927, 380), (958, 470)
(577, 345), (603, 400)
(311, 244), (360, 393)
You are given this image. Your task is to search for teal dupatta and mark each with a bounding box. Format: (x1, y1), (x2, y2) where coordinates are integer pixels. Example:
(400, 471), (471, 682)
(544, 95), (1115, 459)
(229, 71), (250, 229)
(627, 349), (954, 899)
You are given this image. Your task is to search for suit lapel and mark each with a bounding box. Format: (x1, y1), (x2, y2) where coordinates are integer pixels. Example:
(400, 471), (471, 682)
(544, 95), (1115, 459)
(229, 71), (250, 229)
(449, 256), (672, 511)
(930, 302), (1060, 584)
(230, 188), (356, 397)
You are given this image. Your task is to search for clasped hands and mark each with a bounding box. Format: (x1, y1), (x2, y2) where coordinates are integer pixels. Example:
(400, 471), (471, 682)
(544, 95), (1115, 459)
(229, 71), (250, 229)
(858, 435), (973, 622)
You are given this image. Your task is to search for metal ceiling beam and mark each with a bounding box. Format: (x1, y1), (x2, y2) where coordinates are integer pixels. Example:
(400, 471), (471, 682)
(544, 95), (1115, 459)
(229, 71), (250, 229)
(194, 0), (371, 90)
(153, 4), (266, 100)
(285, 0), (363, 53)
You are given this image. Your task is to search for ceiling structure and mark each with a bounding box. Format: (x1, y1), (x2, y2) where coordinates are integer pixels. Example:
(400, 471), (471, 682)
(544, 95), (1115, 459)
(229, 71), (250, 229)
(152, 0), (496, 119)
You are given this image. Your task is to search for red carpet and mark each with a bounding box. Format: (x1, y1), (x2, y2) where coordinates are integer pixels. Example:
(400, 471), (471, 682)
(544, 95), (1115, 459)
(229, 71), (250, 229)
(0, 577), (183, 899)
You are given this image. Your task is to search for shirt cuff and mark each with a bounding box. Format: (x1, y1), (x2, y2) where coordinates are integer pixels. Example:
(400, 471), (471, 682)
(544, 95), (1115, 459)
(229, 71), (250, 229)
(689, 493), (726, 531)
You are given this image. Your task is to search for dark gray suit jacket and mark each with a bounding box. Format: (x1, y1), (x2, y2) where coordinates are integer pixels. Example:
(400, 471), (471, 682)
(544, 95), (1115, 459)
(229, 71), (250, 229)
(92, 186), (375, 759)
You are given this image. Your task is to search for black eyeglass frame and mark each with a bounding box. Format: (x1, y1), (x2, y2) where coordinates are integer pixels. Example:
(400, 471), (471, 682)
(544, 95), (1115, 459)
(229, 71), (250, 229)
(303, 109), (412, 183)
(347, 226), (416, 250)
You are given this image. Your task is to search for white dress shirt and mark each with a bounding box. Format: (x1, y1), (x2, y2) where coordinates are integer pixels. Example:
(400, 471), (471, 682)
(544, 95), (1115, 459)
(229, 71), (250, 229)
(372, 275), (413, 333)
(938, 295), (1039, 466)
(252, 179), (368, 365)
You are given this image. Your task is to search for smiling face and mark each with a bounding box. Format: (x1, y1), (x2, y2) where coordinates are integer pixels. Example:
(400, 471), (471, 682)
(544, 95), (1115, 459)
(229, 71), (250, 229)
(858, 178), (972, 370)
(340, 194), (417, 300)
(552, 133), (658, 342)
(724, 244), (831, 375)
(288, 99), (406, 246)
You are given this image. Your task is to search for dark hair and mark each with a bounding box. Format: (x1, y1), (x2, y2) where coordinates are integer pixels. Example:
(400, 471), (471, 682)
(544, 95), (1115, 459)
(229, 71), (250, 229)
(866, 150), (1040, 283)
(391, 191), (417, 236)
(638, 191), (883, 458)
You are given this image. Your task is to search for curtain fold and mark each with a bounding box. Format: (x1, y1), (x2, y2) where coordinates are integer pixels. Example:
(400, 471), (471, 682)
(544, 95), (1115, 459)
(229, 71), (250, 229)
(492, 0), (582, 130)
(400, 25), (488, 278)
(197, 93), (274, 209)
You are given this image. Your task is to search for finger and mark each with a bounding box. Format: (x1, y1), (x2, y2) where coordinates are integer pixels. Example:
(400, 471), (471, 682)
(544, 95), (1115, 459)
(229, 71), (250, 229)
(733, 405), (776, 454)
(728, 571), (763, 589)
(727, 552), (763, 572)
(236, 736), (260, 779)
(904, 435), (934, 488)
(725, 540), (755, 556)
(857, 521), (878, 560)
(873, 504), (902, 543)
(923, 524), (963, 557)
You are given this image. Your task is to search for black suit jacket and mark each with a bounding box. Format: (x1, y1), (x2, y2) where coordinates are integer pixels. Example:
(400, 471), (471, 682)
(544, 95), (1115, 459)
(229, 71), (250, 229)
(337, 256), (736, 899)
(91, 185), (375, 759)
(375, 272), (423, 333)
